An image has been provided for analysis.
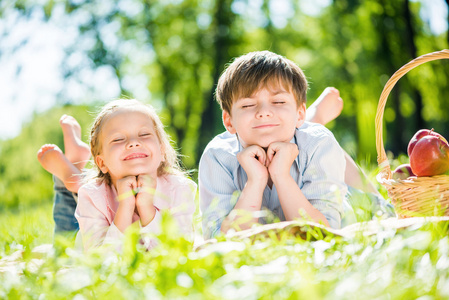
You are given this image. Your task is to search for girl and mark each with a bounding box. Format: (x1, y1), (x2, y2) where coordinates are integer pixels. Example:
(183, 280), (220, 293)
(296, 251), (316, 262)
(75, 99), (196, 251)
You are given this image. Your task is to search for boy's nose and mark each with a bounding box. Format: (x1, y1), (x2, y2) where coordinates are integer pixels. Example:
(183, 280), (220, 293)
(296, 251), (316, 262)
(256, 106), (273, 118)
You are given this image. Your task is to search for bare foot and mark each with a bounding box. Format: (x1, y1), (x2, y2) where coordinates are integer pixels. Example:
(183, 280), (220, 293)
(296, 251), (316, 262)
(59, 115), (91, 170)
(306, 87), (344, 125)
(37, 144), (83, 193)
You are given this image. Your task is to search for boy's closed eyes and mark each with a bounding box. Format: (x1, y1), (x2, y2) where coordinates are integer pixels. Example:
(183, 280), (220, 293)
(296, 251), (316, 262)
(223, 86), (306, 149)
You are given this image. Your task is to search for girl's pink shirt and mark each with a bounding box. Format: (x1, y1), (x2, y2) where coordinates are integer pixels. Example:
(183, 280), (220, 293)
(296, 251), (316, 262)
(75, 174), (197, 252)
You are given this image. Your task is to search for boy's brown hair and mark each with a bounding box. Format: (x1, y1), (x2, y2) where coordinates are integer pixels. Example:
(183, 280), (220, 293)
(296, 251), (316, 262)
(215, 50), (308, 114)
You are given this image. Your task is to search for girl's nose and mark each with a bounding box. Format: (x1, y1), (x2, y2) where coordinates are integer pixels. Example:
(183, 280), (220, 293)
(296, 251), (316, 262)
(126, 139), (141, 148)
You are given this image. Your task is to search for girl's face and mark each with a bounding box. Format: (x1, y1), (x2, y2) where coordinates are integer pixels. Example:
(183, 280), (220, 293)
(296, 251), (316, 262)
(95, 108), (163, 187)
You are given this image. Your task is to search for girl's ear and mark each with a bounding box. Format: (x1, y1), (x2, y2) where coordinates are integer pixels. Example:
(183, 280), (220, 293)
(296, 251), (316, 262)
(295, 103), (307, 128)
(222, 110), (236, 134)
(95, 155), (109, 174)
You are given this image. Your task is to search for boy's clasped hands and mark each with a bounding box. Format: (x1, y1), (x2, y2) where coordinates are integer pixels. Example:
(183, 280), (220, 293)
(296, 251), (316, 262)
(237, 142), (299, 186)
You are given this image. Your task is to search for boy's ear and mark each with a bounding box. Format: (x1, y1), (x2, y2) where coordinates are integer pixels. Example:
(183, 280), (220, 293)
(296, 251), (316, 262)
(295, 103), (307, 128)
(95, 155), (109, 174)
(222, 110), (237, 134)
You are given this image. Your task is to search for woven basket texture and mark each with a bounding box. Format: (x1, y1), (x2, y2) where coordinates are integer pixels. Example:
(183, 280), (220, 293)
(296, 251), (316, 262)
(375, 50), (449, 218)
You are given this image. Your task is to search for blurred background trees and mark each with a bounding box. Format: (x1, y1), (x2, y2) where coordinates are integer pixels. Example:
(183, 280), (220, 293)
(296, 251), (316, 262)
(1, 0), (449, 208)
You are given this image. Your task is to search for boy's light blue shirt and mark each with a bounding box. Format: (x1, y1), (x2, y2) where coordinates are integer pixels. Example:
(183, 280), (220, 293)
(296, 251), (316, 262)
(199, 121), (348, 239)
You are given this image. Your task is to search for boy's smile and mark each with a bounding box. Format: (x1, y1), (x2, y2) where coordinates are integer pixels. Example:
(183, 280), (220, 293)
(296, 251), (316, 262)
(223, 85), (306, 148)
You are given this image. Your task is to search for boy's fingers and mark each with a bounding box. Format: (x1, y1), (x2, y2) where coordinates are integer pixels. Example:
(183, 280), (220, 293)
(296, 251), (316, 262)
(266, 150), (274, 167)
(252, 146), (267, 166)
(242, 145), (266, 163)
(267, 143), (281, 161)
(267, 142), (299, 166)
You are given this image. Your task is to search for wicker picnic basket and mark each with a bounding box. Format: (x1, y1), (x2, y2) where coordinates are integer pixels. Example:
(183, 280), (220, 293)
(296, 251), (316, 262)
(375, 49), (449, 218)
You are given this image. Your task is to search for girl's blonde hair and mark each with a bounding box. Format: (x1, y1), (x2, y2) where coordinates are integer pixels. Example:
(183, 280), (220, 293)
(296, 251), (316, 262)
(89, 99), (183, 185)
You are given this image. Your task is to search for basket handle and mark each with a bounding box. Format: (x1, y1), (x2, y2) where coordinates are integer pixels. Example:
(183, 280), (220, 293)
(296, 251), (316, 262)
(376, 49), (449, 180)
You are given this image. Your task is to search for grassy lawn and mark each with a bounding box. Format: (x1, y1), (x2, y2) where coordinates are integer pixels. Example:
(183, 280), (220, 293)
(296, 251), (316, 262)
(0, 203), (54, 255)
(0, 200), (449, 299)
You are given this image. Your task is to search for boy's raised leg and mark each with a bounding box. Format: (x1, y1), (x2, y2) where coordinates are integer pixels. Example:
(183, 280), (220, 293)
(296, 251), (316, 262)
(306, 87), (343, 125)
(59, 115), (91, 170)
(306, 88), (379, 195)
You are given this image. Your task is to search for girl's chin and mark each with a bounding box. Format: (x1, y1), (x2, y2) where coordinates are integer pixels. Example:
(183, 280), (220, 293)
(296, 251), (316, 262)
(127, 170), (156, 177)
(115, 169), (157, 178)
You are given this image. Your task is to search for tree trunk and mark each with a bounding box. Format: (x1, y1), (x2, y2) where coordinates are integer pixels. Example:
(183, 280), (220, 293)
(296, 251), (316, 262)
(196, 0), (235, 159)
(378, 0), (404, 154)
(404, 0), (424, 134)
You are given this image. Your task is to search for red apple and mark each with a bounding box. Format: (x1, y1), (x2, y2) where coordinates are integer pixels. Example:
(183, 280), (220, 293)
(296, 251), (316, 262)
(392, 163), (415, 180)
(408, 129), (448, 157)
(409, 135), (449, 176)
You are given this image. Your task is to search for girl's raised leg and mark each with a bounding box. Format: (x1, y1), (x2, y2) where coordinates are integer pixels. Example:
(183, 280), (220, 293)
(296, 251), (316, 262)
(59, 115), (91, 171)
(37, 144), (82, 193)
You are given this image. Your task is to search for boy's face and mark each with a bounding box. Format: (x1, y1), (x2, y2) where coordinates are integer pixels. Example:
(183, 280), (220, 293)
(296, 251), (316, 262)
(222, 85), (306, 148)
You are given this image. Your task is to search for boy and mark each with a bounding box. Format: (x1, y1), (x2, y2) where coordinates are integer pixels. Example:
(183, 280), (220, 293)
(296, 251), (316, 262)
(199, 51), (368, 239)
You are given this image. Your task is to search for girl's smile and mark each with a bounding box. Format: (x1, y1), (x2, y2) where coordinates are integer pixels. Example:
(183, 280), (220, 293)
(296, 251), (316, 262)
(95, 108), (164, 188)
(123, 152), (149, 160)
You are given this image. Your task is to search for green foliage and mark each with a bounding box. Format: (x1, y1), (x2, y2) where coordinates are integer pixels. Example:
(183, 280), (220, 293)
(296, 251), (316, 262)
(1, 207), (449, 299)
(0, 203), (53, 255)
(3, 0), (449, 171)
(6, 0), (447, 169)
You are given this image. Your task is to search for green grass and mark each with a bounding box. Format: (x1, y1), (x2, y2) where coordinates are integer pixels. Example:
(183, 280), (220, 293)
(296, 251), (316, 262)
(1, 201), (449, 299)
(0, 203), (54, 256)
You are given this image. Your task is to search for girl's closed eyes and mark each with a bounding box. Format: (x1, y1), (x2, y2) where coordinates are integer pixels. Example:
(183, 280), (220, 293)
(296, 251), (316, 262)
(74, 99), (196, 252)
(111, 138), (124, 143)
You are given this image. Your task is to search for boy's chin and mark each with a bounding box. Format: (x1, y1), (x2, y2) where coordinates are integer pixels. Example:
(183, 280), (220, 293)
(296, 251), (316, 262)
(258, 142), (271, 150)
(241, 140), (269, 149)
(250, 141), (276, 150)
(239, 134), (292, 149)
(257, 137), (288, 148)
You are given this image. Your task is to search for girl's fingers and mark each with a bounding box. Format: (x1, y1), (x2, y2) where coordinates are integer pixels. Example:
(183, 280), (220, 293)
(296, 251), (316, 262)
(137, 174), (155, 187)
(136, 175), (157, 195)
